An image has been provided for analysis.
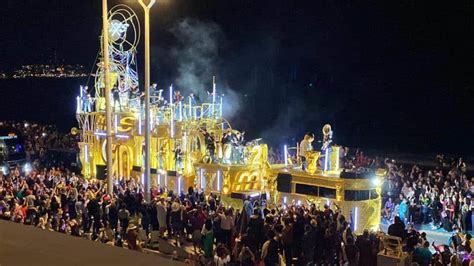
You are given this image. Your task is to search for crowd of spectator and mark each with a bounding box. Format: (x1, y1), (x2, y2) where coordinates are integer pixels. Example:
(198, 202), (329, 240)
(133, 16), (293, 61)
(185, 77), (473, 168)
(1, 120), (79, 157)
(0, 161), (388, 265)
(2, 121), (474, 265)
(379, 153), (474, 265)
(380, 154), (471, 232)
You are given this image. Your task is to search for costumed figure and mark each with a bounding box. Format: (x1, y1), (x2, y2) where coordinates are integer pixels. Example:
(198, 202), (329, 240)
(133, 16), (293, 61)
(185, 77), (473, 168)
(320, 124), (333, 171)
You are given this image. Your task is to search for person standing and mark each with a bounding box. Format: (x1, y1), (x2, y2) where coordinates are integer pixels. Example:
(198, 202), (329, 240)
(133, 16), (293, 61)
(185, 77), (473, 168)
(112, 86), (122, 112)
(202, 219), (215, 261)
(413, 241), (432, 266)
(189, 206), (206, 254)
(221, 130), (233, 164)
(281, 218), (294, 266)
(87, 196), (101, 236)
(170, 199), (184, 246)
(299, 133), (314, 171)
(239, 196), (253, 235)
(261, 230), (281, 266)
(356, 230), (372, 266)
(345, 236), (359, 266)
(302, 224), (316, 265)
(219, 208), (234, 249)
(106, 199), (119, 233)
(174, 145), (184, 172)
(156, 198), (167, 238)
(118, 203), (130, 235)
(84, 94), (95, 112)
(461, 198), (470, 233)
(420, 193), (431, 224)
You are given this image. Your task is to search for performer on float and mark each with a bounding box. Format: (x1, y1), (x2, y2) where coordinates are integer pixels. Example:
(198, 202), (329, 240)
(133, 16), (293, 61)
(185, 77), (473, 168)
(174, 144), (184, 171)
(299, 133), (314, 171)
(174, 90), (184, 103)
(84, 94), (95, 112)
(232, 131), (245, 164)
(201, 128), (216, 163)
(150, 84), (160, 105)
(112, 85), (122, 112)
(81, 86), (89, 112)
(129, 85), (143, 108)
(188, 93), (197, 105)
(158, 145), (166, 170)
(215, 132), (223, 162)
(320, 124), (333, 171)
(221, 129), (233, 164)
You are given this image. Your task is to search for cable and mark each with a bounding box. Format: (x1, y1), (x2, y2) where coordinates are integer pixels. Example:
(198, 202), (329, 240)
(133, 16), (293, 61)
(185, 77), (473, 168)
(85, 50), (100, 89)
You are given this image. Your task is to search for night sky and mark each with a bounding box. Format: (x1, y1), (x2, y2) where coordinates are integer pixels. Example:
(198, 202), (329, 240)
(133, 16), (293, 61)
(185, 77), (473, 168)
(1, 0), (474, 155)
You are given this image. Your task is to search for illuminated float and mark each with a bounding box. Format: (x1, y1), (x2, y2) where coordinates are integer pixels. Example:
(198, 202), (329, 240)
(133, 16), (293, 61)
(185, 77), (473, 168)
(75, 5), (270, 197)
(271, 124), (384, 233)
(75, 4), (382, 233)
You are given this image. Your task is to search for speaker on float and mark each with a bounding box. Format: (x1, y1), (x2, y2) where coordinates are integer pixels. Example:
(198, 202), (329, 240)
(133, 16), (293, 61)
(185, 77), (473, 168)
(96, 165), (107, 180)
(276, 173), (292, 193)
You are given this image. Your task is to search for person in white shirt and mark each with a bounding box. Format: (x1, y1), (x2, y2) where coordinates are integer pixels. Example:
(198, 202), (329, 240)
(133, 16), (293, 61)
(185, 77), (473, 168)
(299, 133), (314, 171)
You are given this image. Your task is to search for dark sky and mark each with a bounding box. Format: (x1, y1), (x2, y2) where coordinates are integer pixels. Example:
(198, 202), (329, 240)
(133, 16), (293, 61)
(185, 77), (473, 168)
(1, 0), (474, 155)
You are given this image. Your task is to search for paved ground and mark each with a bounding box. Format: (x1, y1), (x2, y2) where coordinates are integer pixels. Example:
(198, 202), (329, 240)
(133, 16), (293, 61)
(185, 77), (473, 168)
(0, 220), (185, 266)
(380, 218), (453, 251)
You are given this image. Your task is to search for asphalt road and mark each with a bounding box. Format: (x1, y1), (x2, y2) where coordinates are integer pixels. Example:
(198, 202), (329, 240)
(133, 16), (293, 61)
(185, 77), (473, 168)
(0, 220), (185, 266)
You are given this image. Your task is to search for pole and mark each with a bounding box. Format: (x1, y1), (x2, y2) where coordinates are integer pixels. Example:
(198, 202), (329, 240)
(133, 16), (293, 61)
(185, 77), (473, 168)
(212, 76), (216, 116)
(102, 0), (114, 196)
(169, 84), (173, 105)
(139, 0), (156, 202)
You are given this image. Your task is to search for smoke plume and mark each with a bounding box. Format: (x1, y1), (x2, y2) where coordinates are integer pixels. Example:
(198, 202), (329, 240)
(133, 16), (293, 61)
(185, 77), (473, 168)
(170, 18), (241, 119)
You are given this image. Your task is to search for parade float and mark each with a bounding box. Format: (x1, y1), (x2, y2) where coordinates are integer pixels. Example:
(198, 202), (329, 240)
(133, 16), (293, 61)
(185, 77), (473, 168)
(75, 4), (381, 233)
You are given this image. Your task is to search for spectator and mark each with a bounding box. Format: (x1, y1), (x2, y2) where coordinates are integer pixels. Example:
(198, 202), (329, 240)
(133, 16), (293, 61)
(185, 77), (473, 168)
(345, 236), (359, 266)
(202, 218), (214, 260)
(214, 244), (231, 266)
(125, 224), (141, 251)
(238, 246), (256, 266)
(118, 203), (130, 235)
(388, 216), (406, 240)
(261, 230), (280, 266)
(219, 207), (234, 249)
(170, 199), (184, 246)
(356, 229), (372, 266)
(413, 241), (432, 266)
(189, 205), (206, 254)
(156, 198), (167, 237)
